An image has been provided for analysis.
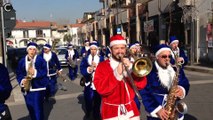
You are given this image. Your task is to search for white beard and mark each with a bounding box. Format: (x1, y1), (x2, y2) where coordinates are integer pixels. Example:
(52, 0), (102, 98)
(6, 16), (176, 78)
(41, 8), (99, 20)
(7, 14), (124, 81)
(155, 61), (175, 90)
(44, 52), (52, 62)
(68, 49), (75, 59)
(88, 54), (100, 67)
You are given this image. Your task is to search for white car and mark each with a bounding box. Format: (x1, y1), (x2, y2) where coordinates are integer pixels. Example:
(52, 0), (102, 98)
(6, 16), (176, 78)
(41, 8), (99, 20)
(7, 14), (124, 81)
(55, 47), (68, 66)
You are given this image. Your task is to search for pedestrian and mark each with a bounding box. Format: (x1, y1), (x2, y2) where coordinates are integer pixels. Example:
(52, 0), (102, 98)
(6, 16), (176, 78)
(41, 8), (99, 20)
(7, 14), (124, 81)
(128, 43), (138, 62)
(39, 44), (63, 100)
(80, 40), (90, 57)
(80, 42), (105, 120)
(0, 63), (12, 120)
(140, 44), (190, 120)
(16, 42), (48, 120)
(65, 44), (79, 80)
(169, 36), (188, 67)
(94, 34), (147, 120)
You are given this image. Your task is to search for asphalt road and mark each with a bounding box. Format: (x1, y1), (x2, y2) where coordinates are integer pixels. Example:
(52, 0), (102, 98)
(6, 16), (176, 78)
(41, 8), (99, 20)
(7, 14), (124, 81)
(6, 67), (213, 120)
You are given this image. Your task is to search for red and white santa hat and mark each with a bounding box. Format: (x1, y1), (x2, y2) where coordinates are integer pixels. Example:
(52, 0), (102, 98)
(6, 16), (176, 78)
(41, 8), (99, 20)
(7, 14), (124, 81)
(110, 34), (127, 47)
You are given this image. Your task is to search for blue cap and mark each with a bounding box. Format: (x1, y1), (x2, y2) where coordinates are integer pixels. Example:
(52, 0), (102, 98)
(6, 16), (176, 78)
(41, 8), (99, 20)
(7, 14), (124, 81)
(134, 41), (140, 46)
(85, 40), (89, 43)
(154, 44), (171, 57)
(27, 42), (37, 50)
(169, 36), (179, 45)
(68, 44), (73, 48)
(43, 44), (51, 49)
(129, 43), (137, 49)
(90, 42), (98, 48)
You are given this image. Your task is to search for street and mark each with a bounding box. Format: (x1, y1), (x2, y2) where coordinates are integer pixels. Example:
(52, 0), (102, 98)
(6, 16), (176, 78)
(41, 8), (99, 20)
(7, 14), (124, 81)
(6, 68), (213, 120)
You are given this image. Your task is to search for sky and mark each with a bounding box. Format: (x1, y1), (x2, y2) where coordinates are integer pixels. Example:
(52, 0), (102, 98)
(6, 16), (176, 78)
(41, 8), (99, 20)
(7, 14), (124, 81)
(11, 0), (102, 24)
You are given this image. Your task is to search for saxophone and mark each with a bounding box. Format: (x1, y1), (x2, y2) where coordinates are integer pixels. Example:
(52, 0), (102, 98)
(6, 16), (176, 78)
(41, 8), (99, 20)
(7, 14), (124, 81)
(164, 54), (187, 120)
(24, 58), (34, 92)
(68, 56), (76, 68)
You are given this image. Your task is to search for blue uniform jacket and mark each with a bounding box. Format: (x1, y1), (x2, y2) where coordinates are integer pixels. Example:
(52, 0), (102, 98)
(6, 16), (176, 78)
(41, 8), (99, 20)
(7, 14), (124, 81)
(140, 63), (190, 117)
(80, 54), (104, 83)
(170, 48), (188, 67)
(80, 47), (90, 57)
(16, 55), (48, 91)
(65, 49), (79, 61)
(0, 64), (12, 112)
(40, 51), (62, 76)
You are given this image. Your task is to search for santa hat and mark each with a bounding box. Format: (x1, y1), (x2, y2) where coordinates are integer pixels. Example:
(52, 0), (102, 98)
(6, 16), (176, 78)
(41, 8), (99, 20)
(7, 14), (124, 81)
(27, 42), (37, 51)
(84, 40), (89, 44)
(134, 41), (140, 46)
(68, 44), (73, 49)
(90, 42), (98, 49)
(110, 34), (127, 47)
(43, 44), (51, 49)
(169, 36), (179, 45)
(129, 43), (137, 49)
(154, 44), (171, 57)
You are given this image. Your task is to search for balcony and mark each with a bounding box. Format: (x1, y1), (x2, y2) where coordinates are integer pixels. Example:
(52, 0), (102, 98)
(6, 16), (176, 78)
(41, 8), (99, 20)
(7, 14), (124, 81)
(110, 0), (134, 9)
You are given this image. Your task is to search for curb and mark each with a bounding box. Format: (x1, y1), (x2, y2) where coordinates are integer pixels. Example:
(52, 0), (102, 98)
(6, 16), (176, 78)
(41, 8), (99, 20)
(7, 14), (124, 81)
(185, 65), (213, 74)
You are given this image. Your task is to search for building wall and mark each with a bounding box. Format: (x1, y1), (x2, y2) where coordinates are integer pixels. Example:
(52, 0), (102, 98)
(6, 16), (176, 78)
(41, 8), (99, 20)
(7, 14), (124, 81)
(43, 29), (51, 37)
(28, 30), (36, 38)
(11, 30), (23, 38)
(197, 0), (213, 62)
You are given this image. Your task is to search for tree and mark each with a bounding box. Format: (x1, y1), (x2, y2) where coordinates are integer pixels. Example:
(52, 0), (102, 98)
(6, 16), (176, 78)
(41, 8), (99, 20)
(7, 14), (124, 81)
(63, 34), (72, 44)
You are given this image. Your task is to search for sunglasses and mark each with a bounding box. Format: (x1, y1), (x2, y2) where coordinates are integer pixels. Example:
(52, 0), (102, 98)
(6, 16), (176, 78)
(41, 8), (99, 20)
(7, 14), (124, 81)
(161, 55), (172, 59)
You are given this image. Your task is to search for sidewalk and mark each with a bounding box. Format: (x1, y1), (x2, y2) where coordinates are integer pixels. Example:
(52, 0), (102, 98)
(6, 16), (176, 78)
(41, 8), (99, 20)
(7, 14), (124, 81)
(185, 64), (213, 74)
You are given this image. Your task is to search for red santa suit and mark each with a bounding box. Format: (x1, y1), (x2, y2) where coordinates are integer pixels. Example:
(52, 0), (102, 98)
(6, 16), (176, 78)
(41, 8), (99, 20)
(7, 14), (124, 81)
(94, 57), (147, 120)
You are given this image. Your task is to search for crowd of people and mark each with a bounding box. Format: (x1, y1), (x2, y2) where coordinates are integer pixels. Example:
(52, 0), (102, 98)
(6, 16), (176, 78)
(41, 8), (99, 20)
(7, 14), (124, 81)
(0, 34), (190, 120)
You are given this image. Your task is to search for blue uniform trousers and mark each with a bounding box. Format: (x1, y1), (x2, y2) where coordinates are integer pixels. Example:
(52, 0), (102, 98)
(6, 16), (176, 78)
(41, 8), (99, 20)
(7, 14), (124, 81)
(46, 75), (58, 98)
(68, 65), (78, 80)
(24, 91), (45, 120)
(84, 85), (101, 119)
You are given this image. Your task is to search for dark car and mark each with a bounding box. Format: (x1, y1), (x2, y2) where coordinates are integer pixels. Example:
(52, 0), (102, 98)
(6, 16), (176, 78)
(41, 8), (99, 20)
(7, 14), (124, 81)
(7, 47), (27, 72)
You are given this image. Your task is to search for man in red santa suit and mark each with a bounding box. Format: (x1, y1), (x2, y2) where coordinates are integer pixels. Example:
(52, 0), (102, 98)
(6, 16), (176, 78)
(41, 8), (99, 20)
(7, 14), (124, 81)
(94, 34), (147, 120)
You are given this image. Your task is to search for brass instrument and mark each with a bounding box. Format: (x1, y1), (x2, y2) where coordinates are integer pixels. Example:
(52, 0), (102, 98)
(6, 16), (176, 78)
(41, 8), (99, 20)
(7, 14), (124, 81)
(119, 55), (152, 100)
(164, 54), (188, 120)
(24, 58), (34, 92)
(68, 57), (76, 68)
(57, 70), (67, 82)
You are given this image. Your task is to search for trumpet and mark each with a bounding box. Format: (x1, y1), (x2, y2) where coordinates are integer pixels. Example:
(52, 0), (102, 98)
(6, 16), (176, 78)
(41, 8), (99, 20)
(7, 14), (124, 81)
(119, 55), (152, 100)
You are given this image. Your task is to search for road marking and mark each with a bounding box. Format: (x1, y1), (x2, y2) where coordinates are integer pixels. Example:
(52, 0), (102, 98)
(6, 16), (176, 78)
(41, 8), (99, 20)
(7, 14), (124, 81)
(190, 80), (213, 85)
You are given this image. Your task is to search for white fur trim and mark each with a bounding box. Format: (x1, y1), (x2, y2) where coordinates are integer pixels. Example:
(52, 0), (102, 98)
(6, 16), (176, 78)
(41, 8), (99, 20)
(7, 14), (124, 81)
(114, 67), (123, 81)
(90, 45), (98, 48)
(43, 46), (50, 49)
(27, 46), (36, 51)
(170, 40), (179, 45)
(155, 48), (171, 57)
(130, 44), (137, 49)
(150, 105), (162, 118)
(110, 40), (126, 47)
(178, 85), (186, 99)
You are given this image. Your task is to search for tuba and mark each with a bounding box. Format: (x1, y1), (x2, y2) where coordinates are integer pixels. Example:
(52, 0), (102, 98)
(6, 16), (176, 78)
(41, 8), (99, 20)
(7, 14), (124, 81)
(164, 54), (188, 120)
(24, 58), (34, 92)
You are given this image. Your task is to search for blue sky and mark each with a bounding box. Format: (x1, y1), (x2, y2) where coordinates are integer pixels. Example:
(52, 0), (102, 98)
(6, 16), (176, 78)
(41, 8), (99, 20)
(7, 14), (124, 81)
(11, 0), (102, 24)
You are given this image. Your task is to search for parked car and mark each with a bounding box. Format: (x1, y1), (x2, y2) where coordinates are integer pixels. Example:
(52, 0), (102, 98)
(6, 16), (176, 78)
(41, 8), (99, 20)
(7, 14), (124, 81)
(7, 47), (27, 72)
(55, 47), (68, 66)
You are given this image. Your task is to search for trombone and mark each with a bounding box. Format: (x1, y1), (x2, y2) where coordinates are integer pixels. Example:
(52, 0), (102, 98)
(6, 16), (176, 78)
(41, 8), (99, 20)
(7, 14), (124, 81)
(119, 55), (152, 100)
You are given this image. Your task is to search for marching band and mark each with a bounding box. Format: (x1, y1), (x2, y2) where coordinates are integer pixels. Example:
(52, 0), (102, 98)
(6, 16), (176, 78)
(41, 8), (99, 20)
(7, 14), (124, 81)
(1, 35), (191, 120)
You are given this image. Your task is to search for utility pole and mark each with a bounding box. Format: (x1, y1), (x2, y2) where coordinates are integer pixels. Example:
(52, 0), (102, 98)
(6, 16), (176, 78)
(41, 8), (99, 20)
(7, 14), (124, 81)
(0, 0), (7, 65)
